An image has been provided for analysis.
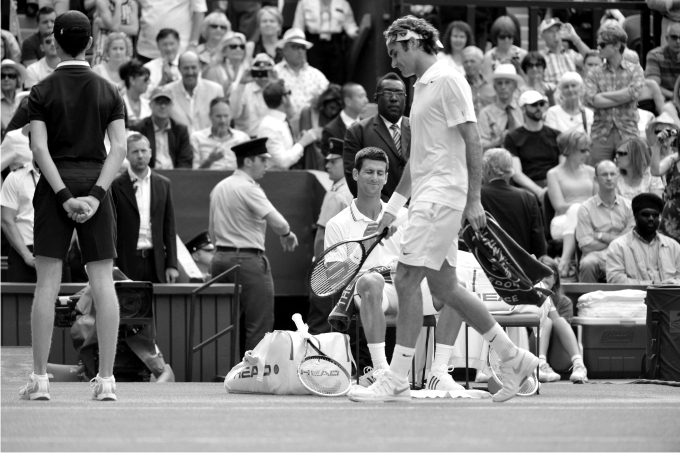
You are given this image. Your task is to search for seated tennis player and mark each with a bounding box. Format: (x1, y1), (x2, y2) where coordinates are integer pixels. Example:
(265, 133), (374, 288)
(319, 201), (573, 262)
(325, 147), (463, 390)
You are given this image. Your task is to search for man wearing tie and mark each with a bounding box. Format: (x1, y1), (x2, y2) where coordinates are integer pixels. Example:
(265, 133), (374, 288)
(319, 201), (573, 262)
(343, 73), (410, 200)
(112, 133), (179, 283)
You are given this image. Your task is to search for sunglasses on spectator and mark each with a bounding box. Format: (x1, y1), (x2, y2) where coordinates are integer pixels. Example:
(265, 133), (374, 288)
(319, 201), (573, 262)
(525, 63), (544, 69)
(615, 151), (628, 157)
(597, 41), (612, 48)
(210, 24), (229, 30)
(579, 148), (590, 153)
(668, 34), (680, 42)
(528, 101), (547, 108)
(378, 89), (407, 98)
(227, 44), (245, 50)
(1, 73), (18, 80)
(498, 34), (514, 40)
(288, 44), (307, 51)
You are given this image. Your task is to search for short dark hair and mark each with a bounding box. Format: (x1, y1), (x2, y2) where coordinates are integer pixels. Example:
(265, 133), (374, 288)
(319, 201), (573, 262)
(341, 82), (362, 101)
(36, 6), (55, 23)
(521, 51), (547, 72)
(441, 21), (473, 55)
(384, 15), (441, 56)
(119, 60), (150, 88)
(489, 16), (517, 44)
(315, 83), (343, 111)
(55, 33), (90, 58)
(376, 72), (404, 94)
(209, 96), (230, 112)
(156, 28), (180, 43)
(262, 80), (286, 109)
(236, 155), (246, 168)
(355, 147), (389, 171)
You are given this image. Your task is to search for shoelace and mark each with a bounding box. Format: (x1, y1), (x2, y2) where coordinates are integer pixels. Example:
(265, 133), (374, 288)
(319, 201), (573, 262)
(372, 368), (387, 381)
(370, 371), (396, 393)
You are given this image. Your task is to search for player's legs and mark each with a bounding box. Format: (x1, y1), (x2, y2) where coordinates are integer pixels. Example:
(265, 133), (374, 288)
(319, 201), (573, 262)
(355, 273), (387, 344)
(427, 305), (465, 391)
(86, 259), (120, 378)
(31, 256), (64, 375)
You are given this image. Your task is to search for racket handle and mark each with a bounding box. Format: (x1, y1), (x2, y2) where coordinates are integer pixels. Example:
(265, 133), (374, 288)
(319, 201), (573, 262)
(292, 313), (309, 335)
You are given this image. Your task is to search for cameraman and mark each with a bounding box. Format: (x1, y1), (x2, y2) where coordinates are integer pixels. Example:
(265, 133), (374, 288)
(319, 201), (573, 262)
(650, 114), (680, 243)
(229, 53), (279, 138)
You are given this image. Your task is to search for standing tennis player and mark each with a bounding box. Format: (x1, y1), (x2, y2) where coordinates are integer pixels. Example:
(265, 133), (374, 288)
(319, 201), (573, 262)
(349, 16), (539, 403)
(20, 11), (127, 401)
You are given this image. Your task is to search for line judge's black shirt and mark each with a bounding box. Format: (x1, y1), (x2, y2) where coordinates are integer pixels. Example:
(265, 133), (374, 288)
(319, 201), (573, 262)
(27, 61), (125, 162)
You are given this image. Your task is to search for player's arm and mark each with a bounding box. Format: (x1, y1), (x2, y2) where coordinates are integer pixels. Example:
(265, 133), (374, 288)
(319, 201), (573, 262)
(376, 160), (411, 235)
(1, 206), (35, 268)
(458, 121), (487, 230)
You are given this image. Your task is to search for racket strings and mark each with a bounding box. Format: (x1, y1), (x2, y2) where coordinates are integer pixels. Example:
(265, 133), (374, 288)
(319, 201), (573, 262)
(299, 356), (351, 396)
(310, 241), (364, 297)
(488, 348), (538, 396)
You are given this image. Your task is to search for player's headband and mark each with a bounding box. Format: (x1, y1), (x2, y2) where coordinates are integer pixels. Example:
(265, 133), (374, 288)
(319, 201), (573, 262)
(386, 30), (444, 48)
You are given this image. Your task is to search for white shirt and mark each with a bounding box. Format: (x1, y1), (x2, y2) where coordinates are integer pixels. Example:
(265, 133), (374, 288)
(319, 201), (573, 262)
(317, 178), (353, 227)
(167, 78), (225, 134)
(190, 127), (250, 170)
(274, 60), (329, 118)
(339, 110), (359, 129)
(292, 0), (358, 38)
(230, 81), (268, 137)
(128, 166), (153, 250)
(380, 115), (403, 132)
(410, 59), (476, 210)
(136, 0), (208, 59)
(544, 105), (594, 134)
(257, 108), (304, 171)
(153, 120), (174, 169)
(25, 57), (55, 89)
(143, 55), (181, 96)
(0, 163), (39, 246)
(123, 93), (151, 123)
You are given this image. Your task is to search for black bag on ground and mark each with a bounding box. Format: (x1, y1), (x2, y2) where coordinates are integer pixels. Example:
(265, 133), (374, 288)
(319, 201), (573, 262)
(461, 213), (553, 307)
(644, 285), (680, 381)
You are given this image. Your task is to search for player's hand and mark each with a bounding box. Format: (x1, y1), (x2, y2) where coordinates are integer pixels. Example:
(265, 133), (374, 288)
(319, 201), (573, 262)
(280, 231), (298, 252)
(63, 198), (93, 223)
(463, 199), (486, 231)
(377, 212), (397, 239)
(165, 267), (179, 283)
(22, 251), (36, 268)
(77, 196), (101, 223)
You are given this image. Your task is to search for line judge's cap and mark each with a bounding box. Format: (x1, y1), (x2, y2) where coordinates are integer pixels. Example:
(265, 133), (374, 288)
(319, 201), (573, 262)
(53, 11), (91, 38)
(231, 137), (272, 159)
(326, 138), (344, 159)
(185, 231), (214, 254)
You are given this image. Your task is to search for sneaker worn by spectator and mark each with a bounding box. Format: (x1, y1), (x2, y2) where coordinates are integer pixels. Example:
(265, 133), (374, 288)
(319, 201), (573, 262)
(539, 361), (561, 383)
(348, 369), (410, 402)
(570, 363), (588, 382)
(492, 348), (540, 403)
(475, 371), (489, 383)
(91, 375), (117, 401)
(427, 366), (464, 391)
(19, 373), (50, 400)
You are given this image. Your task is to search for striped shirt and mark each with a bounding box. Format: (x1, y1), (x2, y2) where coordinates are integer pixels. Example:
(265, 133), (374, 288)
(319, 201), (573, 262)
(644, 45), (680, 93)
(541, 47), (579, 85)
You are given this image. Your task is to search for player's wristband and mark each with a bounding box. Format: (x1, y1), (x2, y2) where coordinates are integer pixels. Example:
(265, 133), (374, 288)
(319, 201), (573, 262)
(88, 185), (107, 202)
(56, 188), (73, 206)
(281, 229), (291, 237)
(384, 192), (407, 219)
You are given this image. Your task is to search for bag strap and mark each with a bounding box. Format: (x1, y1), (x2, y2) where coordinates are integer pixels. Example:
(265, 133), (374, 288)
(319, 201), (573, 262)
(581, 108), (588, 135)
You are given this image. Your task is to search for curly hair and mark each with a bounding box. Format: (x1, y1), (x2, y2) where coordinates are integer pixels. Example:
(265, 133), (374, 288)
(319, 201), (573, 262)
(483, 148), (514, 181)
(384, 15), (440, 56)
(441, 21), (473, 55)
(102, 32), (133, 61)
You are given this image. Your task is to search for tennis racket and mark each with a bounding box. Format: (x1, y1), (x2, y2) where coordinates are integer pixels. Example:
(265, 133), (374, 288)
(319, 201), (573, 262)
(487, 347), (539, 396)
(308, 212), (407, 298)
(292, 314), (352, 397)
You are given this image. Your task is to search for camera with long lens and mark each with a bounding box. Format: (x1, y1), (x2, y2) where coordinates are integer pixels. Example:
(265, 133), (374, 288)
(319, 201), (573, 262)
(55, 295), (81, 327)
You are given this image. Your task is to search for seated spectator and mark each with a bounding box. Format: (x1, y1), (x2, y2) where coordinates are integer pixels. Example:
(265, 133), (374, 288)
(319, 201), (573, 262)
(581, 50), (602, 79)
(438, 21), (473, 74)
(576, 160), (635, 283)
(614, 138), (664, 200)
(274, 28), (330, 126)
(519, 51), (556, 106)
(129, 88), (193, 169)
(544, 72), (594, 134)
(320, 82), (368, 156)
(91, 0), (139, 66)
(547, 129), (596, 278)
(246, 6), (284, 64)
(21, 7), (55, 66)
(482, 16), (527, 80)
(257, 80), (318, 171)
(505, 90), (561, 198)
(230, 53), (277, 138)
(24, 34), (58, 89)
(1, 30), (22, 63)
(462, 46), (494, 114)
(143, 29), (181, 94)
(203, 32), (248, 94)
(650, 115), (680, 243)
(479, 64), (524, 150)
(299, 83), (343, 170)
(184, 231), (214, 282)
(92, 32), (131, 92)
(166, 51), (224, 134)
(584, 23), (644, 166)
(1, 122), (32, 172)
(196, 12), (231, 68)
(190, 96), (249, 170)
(481, 148), (546, 258)
(119, 60), (151, 127)
(1, 59), (27, 136)
(607, 193), (680, 284)
(539, 18), (590, 85)
(645, 21), (680, 102)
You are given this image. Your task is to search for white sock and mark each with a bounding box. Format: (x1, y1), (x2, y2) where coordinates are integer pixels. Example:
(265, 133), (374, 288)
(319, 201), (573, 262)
(571, 354), (584, 368)
(390, 344), (415, 379)
(482, 323), (518, 361)
(431, 343), (454, 373)
(32, 373), (48, 379)
(367, 342), (389, 370)
(539, 355), (547, 365)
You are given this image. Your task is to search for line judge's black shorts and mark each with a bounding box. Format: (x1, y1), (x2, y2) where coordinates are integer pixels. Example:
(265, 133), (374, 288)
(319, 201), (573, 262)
(33, 161), (117, 264)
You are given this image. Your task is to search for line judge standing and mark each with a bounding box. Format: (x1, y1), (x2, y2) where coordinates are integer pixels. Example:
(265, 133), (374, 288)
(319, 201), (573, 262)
(209, 137), (298, 354)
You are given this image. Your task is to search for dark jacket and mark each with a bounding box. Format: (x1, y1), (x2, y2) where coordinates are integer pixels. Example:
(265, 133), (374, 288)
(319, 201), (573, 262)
(129, 117), (193, 169)
(320, 113), (347, 156)
(112, 171), (178, 283)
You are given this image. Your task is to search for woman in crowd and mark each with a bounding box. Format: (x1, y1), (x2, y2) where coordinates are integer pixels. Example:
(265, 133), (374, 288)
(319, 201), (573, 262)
(482, 16), (527, 79)
(92, 32), (131, 92)
(299, 84), (343, 170)
(438, 21), (473, 74)
(92, 0), (138, 66)
(197, 12), (231, 68)
(650, 114), (680, 242)
(545, 72), (594, 134)
(519, 51), (556, 106)
(246, 6), (284, 64)
(1, 59), (26, 137)
(547, 129), (597, 278)
(119, 60), (151, 128)
(615, 137), (664, 200)
(581, 50), (602, 79)
(204, 32), (249, 94)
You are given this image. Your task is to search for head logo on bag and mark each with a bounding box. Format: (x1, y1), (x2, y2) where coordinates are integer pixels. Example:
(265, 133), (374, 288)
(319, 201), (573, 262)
(233, 364), (278, 379)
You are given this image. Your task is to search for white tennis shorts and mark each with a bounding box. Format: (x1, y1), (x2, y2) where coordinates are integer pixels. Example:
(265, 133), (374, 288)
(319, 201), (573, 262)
(354, 278), (438, 316)
(399, 201), (463, 270)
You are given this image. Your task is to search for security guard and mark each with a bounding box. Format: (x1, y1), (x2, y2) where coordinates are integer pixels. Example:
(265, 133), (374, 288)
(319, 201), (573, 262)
(209, 137), (298, 354)
(184, 230), (214, 282)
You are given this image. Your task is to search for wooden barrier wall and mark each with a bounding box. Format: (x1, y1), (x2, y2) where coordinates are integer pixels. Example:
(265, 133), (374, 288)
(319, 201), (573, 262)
(1, 283), (237, 382)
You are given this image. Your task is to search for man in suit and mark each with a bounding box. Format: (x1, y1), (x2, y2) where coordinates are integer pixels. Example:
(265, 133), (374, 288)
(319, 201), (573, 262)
(166, 51), (225, 135)
(343, 73), (409, 199)
(320, 82), (368, 156)
(129, 88), (193, 169)
(481, 148), (547, 258)
(112, 133), (179, 284)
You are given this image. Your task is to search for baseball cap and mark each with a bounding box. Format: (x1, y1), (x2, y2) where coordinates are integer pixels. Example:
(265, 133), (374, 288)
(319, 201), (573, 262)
(149, 88), (174, 103)
(53, 11), (91, 38)
(518, 90), (547, 107)
(538, 18), (562, 35)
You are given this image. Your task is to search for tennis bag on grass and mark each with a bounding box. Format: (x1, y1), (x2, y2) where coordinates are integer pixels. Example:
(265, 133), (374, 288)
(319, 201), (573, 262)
(225, 330), (352, 395)
(461, 213), (553, 307)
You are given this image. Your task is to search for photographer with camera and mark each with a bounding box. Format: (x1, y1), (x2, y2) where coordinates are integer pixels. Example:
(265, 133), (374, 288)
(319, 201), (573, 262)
(650, 113), (680, 242)
(229, 53), (278, 138)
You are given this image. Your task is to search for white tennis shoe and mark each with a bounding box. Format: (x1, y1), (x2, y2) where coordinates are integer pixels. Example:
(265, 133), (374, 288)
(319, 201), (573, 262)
(348, 369), (410, 402)
(19, 373), (50, 401)
(359, 366), (386, 388)
(427, 367), (464, 391)
(538, 362), (561, 383)
(570, 364), (588, 382)
(90, 375), (117, 401)
(492, 349), (540, 403)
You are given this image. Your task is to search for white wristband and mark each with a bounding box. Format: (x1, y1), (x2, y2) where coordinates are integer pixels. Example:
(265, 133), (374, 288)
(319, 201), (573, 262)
(384, 192), (407, 219)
